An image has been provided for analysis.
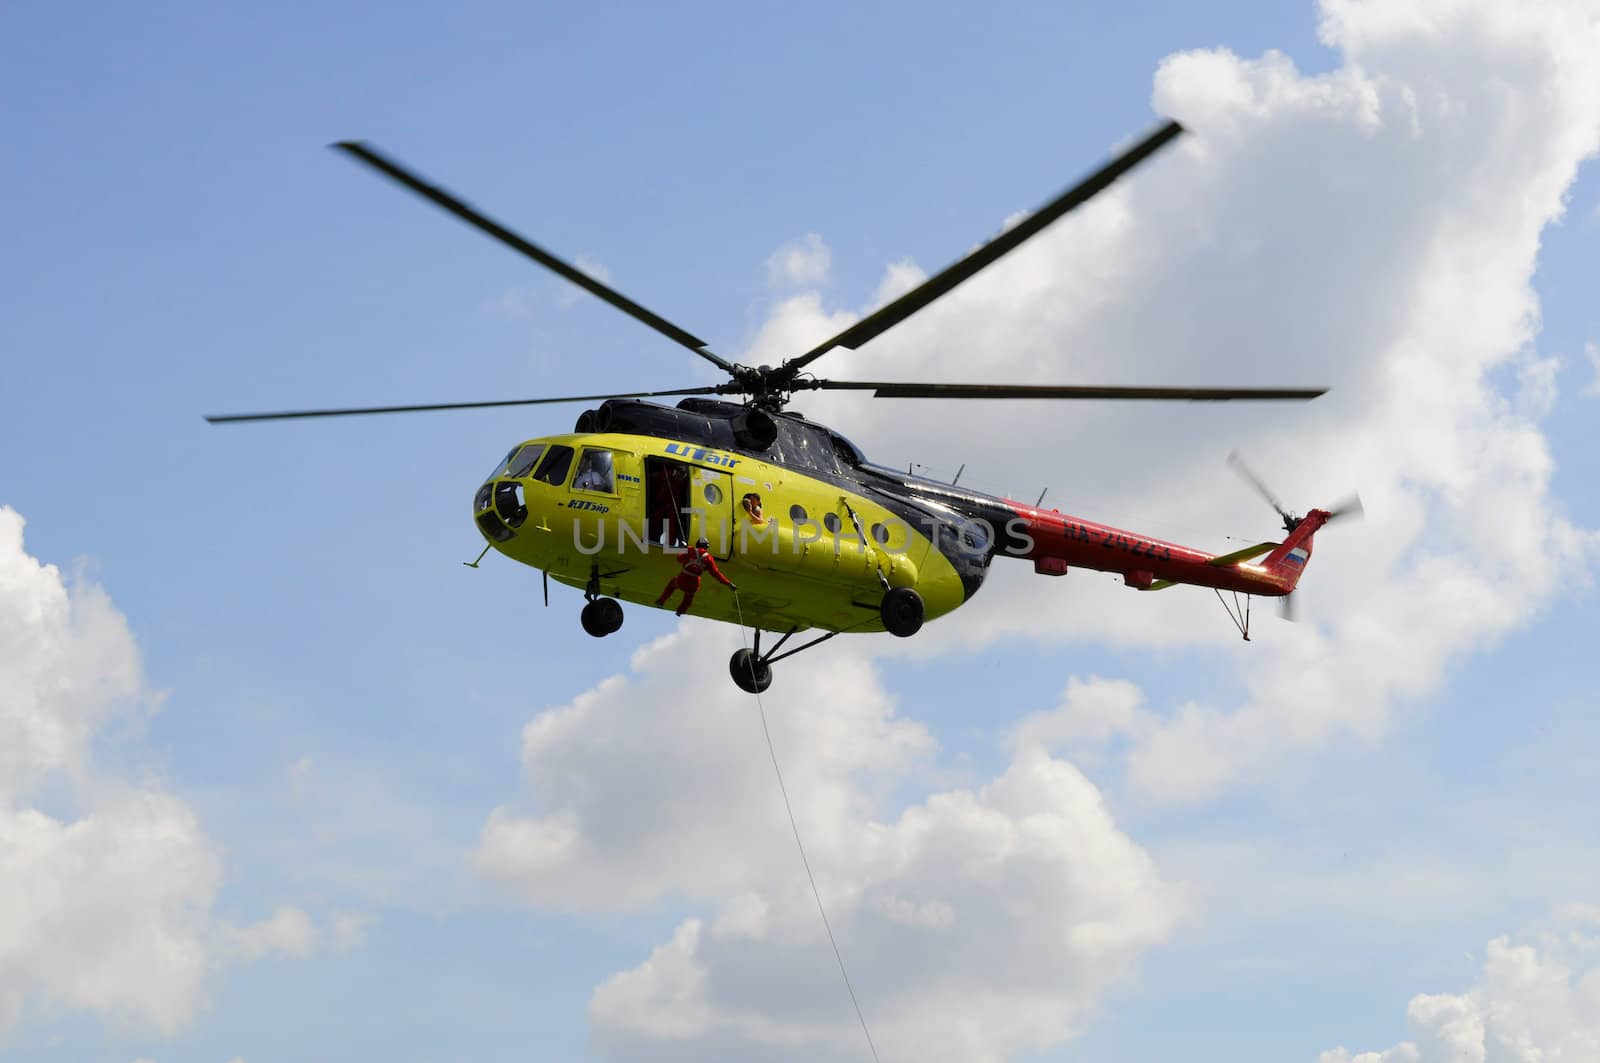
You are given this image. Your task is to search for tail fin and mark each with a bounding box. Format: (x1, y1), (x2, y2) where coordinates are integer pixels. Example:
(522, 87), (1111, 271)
(1258, 511), (1330, 592)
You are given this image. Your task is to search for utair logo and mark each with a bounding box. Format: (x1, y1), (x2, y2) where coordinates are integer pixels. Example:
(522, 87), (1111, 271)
(664, 442), (740, 469)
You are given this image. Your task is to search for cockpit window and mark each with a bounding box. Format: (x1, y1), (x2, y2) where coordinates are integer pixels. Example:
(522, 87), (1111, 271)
(485, 446), (519, 482)
(533, 445), (575, 486)
(507, 443), (547, 479)
(572, 449), (616, 493)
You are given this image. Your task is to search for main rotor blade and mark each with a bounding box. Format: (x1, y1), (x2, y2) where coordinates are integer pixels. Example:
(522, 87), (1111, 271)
(809, 381), (1325, 401)
(333, 141), (735, 374)
(1226, 450), (1293, 523)
(205, 385), (725, 424)
(779, 119), (1184, 376)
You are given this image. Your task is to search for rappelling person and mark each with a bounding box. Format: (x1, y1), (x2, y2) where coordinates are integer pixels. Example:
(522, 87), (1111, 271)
(656, 535), (736, 616)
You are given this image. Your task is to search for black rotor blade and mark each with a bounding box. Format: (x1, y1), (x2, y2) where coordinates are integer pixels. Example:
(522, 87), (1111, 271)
(333, 141), (735, 374)
(1322, 493), (1365, 522)
(808, 381), (1325, 401)
(206, 385), (726, 424)
(1226, 450), (1293, 523)
(780, 119), (1184, 376)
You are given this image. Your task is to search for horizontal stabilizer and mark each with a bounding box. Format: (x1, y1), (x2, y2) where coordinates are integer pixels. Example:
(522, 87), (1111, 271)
(1207, 541), (1280, 568)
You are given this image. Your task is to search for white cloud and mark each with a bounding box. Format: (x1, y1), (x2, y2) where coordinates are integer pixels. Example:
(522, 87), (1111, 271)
(482, 287), (535, 320)
(1516, 355), (1560, 418)
(0, 795), (220, 1038)
(766, 233), (832, 288)
(479, 634), (1180, 1061)
(737, 0), (1600, 803)
(217, 906), (319, 962)
(1319, 911), (1600, 1062)
(1007, 676), (1155, 752)
(330, 911), (376, 952)
(1585, 341), (1600, 396)
(0, 506), (326, 1042)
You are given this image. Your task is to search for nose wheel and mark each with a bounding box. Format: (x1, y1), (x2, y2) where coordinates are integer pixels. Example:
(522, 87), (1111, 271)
(581, 597), (624, 637)
(579, 565), (624, 637)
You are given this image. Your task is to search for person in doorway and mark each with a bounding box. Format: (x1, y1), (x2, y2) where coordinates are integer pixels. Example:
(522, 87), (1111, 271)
(656, 536), (736, 616)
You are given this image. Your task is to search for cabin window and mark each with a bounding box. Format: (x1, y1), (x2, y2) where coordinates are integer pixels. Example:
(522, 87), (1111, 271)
(572, 448), (616, 493)
(703, 482), (723, 505)
(507, 443), (547, 479)
(823, 512), (842, 534)
(871, 522), (890, 545)
(474, 483), (493, 513)
(533, 445), (575, 486)
(789, 503), (808, 523)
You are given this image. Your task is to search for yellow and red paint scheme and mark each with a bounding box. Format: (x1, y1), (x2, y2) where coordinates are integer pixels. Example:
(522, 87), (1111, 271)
(473, 398), (1321, 637)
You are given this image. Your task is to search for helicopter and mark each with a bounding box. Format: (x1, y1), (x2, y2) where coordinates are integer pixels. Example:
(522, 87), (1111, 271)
(210, 118), (1359, 692)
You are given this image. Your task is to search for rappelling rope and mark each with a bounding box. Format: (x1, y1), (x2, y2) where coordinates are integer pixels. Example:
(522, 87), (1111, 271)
(731, 590), (883, 1063)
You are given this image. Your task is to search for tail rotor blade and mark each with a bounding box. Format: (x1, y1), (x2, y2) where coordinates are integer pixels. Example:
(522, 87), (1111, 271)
(1226, 450), (1293, 524)
(1323, 493), (1365, 523)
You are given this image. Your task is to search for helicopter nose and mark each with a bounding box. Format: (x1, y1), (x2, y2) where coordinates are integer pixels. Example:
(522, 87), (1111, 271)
(474, 479), (525, 543)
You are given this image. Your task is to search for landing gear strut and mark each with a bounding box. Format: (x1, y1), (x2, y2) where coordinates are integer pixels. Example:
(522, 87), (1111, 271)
(726, 587), (926, 692)
(580, 565), (624, 638)
(728, 626), (839, 694)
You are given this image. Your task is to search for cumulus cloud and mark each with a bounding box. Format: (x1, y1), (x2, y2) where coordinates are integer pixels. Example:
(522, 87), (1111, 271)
(217, 906), (320, 962)
(0, 507), (330, 1042)
(1318, 910), (1600, 1062)
(766, 233), (832, 288)
(1586, 340), (1600, 396)
(479, 634), (1180, 1061)
(1007, 676), (1155, 753)
(737, 0), (1600, 803)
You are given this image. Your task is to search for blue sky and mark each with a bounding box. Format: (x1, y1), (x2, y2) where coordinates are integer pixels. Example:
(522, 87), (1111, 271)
(3, 2), (1599, 1061)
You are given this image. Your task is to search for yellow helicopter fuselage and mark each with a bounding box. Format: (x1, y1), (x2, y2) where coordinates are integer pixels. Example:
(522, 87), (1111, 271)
(475, 430), (970, 634)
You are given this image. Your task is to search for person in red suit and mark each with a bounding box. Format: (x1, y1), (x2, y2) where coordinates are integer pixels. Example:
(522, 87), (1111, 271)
(656, 536), (736, 615)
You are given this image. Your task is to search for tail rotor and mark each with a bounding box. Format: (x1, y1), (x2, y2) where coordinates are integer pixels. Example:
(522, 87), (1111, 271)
(1226, 451), (1362, 622)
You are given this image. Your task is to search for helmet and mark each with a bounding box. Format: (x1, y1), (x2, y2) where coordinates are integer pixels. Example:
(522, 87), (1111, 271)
(695, 536), (710, 549)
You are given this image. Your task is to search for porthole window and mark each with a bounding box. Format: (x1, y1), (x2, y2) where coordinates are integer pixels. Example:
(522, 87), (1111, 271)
(789, 503), (808, 523)
(823, 512), (842, 534)
(703, 482), (723, 505)
(871, 522), (890, 545)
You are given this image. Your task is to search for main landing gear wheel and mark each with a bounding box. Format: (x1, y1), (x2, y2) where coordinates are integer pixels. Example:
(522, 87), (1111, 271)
(580, 597), (624, 637)
(729, 648), (773, 694)
(879, 587), (924, 638)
